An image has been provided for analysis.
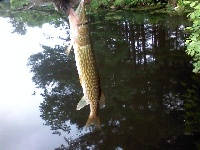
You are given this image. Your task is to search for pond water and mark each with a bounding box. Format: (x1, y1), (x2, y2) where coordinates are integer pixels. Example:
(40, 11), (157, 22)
(0, 5), (200, 150)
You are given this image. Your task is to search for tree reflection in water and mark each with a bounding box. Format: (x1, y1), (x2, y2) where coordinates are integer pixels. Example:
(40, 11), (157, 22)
(27, 12), (200, 149)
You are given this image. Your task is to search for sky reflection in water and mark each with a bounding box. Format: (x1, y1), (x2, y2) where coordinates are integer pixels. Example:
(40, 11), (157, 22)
(0, 17), (77, 150)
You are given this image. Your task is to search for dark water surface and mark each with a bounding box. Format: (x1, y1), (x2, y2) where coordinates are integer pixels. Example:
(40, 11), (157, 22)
(1, 8), (200, 150)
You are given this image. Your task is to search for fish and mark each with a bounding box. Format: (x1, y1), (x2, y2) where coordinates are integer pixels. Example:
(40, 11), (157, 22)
(67, 0), (105, 130)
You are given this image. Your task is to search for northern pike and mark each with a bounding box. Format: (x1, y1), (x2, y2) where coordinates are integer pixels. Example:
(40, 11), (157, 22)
(67, 0), (105, 129)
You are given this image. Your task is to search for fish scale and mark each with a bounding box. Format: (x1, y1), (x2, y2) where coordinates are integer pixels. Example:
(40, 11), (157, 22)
(68, 0), (105, 129)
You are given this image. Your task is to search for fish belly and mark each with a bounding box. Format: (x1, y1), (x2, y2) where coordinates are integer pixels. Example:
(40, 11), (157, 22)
(74, 25), (100, 107)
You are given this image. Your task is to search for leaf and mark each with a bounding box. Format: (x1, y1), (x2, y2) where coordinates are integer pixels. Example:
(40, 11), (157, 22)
(185, 39), (191, 44)
(183, 1), (190, 5)
(185, 27), (192, 30)
(190, 12), (196, 20)
(194, 3), (200, 10)
(190, 2), (197, 8)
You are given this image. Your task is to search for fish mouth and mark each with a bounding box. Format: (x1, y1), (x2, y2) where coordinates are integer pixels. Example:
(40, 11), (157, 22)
(75, 0), (88, 25)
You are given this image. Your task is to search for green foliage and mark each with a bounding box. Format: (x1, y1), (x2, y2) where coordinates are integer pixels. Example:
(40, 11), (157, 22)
(90, 0), (110, 9)
(10, 0), (29, 9)
(185, 1), (200, 73)
(113, 0), (138, 7)
(90, 0), (156, 9)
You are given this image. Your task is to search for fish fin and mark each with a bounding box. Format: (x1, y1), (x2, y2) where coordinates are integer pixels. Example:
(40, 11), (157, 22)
(85, 115), (101, 130)
(99, 91), (105, 109)
(76, 96), (89, 110)
(66, 43), (73, 56)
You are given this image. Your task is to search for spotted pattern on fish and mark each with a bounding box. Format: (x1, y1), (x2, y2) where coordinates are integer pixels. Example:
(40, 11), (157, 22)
(75, 22), (101, 125)
(68, 0), (104, 129)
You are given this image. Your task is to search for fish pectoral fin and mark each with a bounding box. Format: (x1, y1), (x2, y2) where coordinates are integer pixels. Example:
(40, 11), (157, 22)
(99, 91), (105, 109)
(66, 43), (73, 56)
(76, 96), (89, 110)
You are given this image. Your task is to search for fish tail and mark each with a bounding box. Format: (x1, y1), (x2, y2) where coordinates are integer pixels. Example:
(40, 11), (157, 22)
(85, 115), (101, 130)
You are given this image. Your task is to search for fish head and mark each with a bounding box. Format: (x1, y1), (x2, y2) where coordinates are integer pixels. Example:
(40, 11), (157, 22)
(68, 0), (88, 41)
(76, 0), (88, 26)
